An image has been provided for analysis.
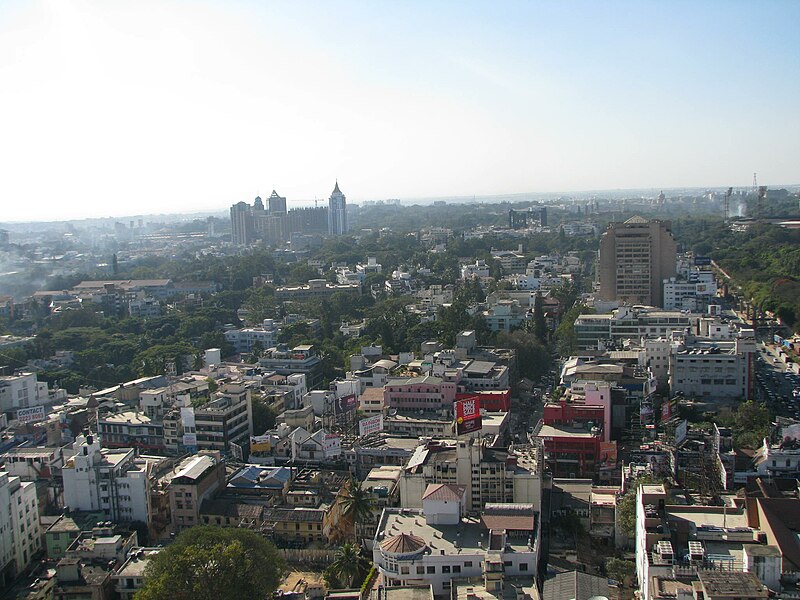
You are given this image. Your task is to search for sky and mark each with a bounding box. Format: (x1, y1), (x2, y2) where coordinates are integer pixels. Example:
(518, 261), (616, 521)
(0, 1), (798, 222)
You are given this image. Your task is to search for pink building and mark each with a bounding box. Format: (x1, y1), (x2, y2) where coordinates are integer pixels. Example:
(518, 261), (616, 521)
(383, 376), (458, 411)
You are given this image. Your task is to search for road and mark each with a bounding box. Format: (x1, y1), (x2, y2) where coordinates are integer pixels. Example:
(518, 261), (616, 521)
(755, 341), (800, 419)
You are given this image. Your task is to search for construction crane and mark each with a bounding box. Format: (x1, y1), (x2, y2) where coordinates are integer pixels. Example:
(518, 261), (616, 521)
(723, 187), (733, 223)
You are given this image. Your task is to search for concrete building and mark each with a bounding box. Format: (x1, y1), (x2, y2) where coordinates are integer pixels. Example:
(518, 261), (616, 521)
(0, 470), (41, 586)
(328, 181), (347, 236)
(669, 332), (757, 400)
(0, 371), (49, 416)
(399, 439), (541, 513)
(224, 319), (281, 354)
(166, 453), (226, 532)
(598, 216), (677, 307)
(383, 376), (458, 412)
(194, 383), (253, 453)
(373, 495), (540, 597)
(61, 434), (152, 525)
(98, 411), (165, 453)
(635, 484), (778, 599)
(574, 305), (692, 350)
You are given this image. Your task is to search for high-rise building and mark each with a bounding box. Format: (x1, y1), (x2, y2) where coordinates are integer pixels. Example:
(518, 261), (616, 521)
(230, 201), (252, 245)
(230, 191), (328, 246)
(267, 189), (287, 214)
(598, 216), (677, 307)
(328, 181), (347, 236)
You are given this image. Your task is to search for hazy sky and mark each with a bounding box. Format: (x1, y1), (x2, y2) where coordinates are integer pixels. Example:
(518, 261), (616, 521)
(1, 1), (798, 221)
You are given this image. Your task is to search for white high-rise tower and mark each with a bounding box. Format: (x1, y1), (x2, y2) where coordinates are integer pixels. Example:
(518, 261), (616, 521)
(328, 181), (347, 236)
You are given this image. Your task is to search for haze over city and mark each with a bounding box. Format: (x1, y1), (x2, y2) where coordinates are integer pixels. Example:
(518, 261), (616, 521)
(1, 0), (798, 222)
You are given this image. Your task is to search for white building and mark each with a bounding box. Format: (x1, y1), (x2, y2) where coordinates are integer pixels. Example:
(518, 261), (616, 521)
(0, 371), (49, 415)
(373, 489), (540, 596)
(289, 427), (342, 462)
(356, 257), (383, 275)
(482, 299), (532, 332)
(669, 332), (756, 399)
(461, 260), (491, 280)
(574, 306), (693, 350)
(61, 433), (152, 524)
(0, 470), (41, 586)
(663, 271), (716, 311)
(224, 319), (281, 354)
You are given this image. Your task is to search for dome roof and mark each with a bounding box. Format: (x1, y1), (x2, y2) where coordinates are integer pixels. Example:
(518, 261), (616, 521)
(380, 533), (427, 555)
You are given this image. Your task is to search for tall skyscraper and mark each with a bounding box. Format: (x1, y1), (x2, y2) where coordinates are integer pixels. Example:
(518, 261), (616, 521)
(328, 181), (347, 236)
(230, 201), (252, 245)
(598, 216), (677, 307)
(268, 189), (287, 214)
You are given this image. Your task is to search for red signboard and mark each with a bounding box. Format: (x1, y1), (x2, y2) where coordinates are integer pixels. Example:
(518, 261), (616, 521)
(335, 394), (357, 414)
(454, 396), (482, 435)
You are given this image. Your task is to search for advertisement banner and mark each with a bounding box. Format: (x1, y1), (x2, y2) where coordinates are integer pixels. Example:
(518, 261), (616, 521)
(182, 433), (197, 447)
(17, 406), (46, 424)
(180, 406), (196, 429)
(599, 441), (618, 467)
(454, 396), (482, 435)
(335, 394), (357, 414)
(250, 435), (272, 452)
(359, 414), (384, 437)
(661, 400), (672, 422)
(675, 419), (689, 445)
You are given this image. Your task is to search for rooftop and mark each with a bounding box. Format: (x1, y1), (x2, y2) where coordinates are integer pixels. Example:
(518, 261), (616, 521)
(377, 509), (533, 556)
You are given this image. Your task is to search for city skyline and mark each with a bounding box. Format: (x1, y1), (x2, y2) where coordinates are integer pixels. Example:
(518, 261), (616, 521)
(1, 1), (798, 222)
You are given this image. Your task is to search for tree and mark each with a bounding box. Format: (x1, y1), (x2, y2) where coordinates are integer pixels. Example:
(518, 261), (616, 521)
(251, 395), (277, 434)
(135, 526), (286, 600)
(338, 479), (375, 542)
(328, 543), (367, 589)
(605, 557), (635, 587)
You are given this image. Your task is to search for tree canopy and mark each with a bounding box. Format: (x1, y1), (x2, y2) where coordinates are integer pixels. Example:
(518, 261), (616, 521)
(135, 526), (286, 600)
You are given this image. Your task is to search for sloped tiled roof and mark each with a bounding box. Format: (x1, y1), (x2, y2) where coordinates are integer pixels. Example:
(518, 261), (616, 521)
(380, 533), (427, 554)
(422, 483), (465, 502)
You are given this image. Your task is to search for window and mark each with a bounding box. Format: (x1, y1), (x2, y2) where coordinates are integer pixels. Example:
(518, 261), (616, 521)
(453, 565), (461, 574)
(416, 566), (424, 575)
(442, 566), (451, 574)
(520, 563), (528, 571)
(400, 567), (409, 575)
(464, 561), (473, 567)
(426, 566), (435, 574)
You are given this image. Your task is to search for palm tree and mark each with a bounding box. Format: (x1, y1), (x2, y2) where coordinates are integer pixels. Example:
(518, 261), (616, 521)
(330, 543), (364, 589)
(339, 479), (375, 543)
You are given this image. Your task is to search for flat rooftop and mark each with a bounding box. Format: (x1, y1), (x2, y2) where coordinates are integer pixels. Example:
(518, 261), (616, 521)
(377, 509), (532, 555)
(537, 424), (597, 438)
(666, 505), (749, 530)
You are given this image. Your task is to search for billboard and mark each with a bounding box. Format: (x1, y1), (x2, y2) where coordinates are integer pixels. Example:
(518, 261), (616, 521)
(675, 419), (689, 445)
(359, 414), (384, 437)
(250, 435), (272, 452)
(180, 406), (196, 429)
(661, 400), (672, 422)
(694, 256), (711, 266)
(454, 396), (482, 435)
(182, 433), (198, 447)
(17, 406), (46, 424)
(335, 394), (357, 414)
(599, 441), (618, 467)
